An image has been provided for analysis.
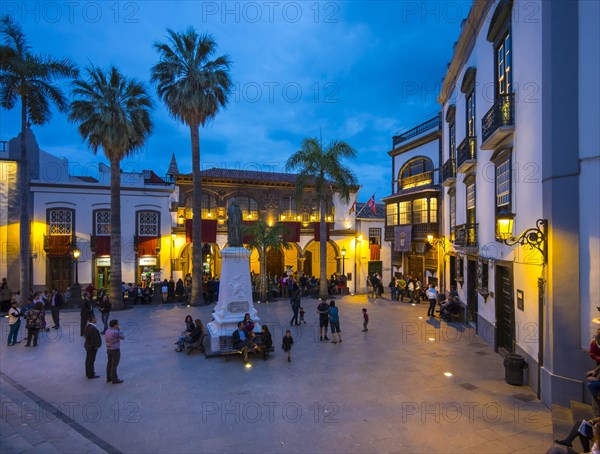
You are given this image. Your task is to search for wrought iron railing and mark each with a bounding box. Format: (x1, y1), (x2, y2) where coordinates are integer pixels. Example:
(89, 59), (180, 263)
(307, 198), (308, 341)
(454, 223), (478, 247)
(482, 93), (515, 144)
(456, 136), (477, 169)
(441, 159), (456, 183)
(393, 116), (440, 147)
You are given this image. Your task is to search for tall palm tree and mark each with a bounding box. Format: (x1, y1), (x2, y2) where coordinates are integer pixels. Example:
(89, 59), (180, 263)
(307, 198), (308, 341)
(69, 66), (153, 310)
(286, 138), (358, 299)
(0, 16), (78, 300)
(151, 28), (231, 306)
(244, 221), (291, 303)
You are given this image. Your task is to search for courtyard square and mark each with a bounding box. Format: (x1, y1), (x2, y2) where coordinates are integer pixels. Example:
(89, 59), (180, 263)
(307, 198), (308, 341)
(1, 295), (551, 453)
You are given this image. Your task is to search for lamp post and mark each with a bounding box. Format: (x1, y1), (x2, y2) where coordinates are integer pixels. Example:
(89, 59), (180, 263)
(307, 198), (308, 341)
(341, 247), (346, 276)
(71, 245), (81, 306)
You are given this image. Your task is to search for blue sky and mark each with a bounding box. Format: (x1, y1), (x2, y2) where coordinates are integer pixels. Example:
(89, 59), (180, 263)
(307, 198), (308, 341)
(0, 1), (469, 202)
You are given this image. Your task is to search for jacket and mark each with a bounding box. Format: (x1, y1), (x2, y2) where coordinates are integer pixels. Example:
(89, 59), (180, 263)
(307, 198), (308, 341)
(84, 323), (102, 350)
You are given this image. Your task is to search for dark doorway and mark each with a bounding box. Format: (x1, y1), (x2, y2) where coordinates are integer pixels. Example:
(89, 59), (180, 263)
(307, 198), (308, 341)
(449, 255), (456, 289)
(495, 265), (515, 352)
(467, 259), (477, 325)
(304, 250), (313, 277)
(47, 256), (72, 292)
(266, 247), (283, 277)
(408, 255), (424, 279)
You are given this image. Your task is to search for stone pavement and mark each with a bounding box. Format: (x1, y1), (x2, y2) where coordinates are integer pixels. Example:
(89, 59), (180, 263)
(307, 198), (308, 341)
(0, 295), (552, 453)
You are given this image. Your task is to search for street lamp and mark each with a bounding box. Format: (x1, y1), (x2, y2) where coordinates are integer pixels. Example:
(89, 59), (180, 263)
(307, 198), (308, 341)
(496, 208), (547, 263)
(72, 246), (80, 284)
(341, 247), (346, 276)
(71, 245), (82, 306)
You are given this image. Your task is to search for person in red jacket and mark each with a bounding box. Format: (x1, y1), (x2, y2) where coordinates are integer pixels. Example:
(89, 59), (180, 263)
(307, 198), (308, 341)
(590, 330), (600, 365)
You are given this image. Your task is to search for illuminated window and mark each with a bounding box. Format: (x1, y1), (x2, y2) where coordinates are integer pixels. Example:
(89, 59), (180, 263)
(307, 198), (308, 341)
(386, 203), (398, 226)
(412, 198), (428, 224)
(201, 193), (218, 219)
(234, 196), (259, 221)
(49, 209), (73, 235)
(449, 189), (456, 234)
(429, 198), (437, 223)
(280, 197), (296, 221)
(95, 210), (111, 236)
(466, 181), (476, 226)
(369, 228), (381, 246)
(496, 159), (511, 208)
(497, 32), (512, 95)
(466, 91), (476, 137)
(399, 201), (412, 225)
(399, 158), (434, 189)
(449, 122), (456, 161)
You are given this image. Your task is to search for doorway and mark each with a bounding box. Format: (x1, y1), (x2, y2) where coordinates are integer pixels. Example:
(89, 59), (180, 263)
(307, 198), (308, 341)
(467, 259), (477, 326)
(495, 264), (514, 352)
(47, 256), (72, 292)
(266, 247), (284, 277)
(303, 250), (313, 277)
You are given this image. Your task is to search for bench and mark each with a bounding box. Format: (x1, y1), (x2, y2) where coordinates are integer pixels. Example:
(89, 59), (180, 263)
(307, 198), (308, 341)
(186, 334), (207, 355)
(439, 301), (468, 324)
(219, 333), (274, 361)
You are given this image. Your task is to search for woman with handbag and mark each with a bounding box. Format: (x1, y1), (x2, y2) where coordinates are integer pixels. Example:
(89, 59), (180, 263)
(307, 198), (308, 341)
(24, 301), (44, 347)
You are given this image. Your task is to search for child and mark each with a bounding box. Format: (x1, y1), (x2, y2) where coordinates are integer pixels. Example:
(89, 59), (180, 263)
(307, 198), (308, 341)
(362, 308), (369, 332)
(299, 306), (305, 324)
(282, 329), (294, 362)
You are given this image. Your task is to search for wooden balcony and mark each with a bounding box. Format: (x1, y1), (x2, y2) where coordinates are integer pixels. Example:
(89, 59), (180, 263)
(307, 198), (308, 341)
(456, 136), (477, 173)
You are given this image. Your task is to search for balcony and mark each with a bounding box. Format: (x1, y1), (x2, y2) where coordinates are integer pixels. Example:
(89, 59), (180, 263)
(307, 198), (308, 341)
(456, 136), (477, 173)
(454, 223), (478, 248)
(481, 94), (515, 149)
(384, 222), (439, 243)
(400, 171), (433, 189)
(393, 116), (440, 148)
(441, 159), (456, 187)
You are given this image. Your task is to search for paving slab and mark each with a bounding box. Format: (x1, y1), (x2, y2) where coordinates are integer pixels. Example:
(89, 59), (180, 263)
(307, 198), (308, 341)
(1, 295), (552, 453)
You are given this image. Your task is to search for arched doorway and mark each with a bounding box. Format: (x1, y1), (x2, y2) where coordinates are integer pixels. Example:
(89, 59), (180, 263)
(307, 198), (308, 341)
(266, 247), (284, 277)
(179, 243), (221, 277)
(304, 250), (313, 277)
(302, 240), (339, 279)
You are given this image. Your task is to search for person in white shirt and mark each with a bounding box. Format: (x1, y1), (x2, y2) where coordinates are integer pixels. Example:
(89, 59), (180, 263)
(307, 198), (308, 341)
(426, 284), (438, 317)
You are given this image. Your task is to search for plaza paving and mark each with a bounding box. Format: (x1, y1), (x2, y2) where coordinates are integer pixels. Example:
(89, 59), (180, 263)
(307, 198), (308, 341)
(0, 294), (552, 453)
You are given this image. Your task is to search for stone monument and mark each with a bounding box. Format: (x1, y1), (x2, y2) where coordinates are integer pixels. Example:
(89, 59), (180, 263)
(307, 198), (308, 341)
(206, 199), (260, 353)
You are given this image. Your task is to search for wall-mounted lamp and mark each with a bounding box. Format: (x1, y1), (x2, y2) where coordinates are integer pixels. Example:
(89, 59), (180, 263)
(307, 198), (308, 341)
(496, 208), (547, 263)
(177, 214), (185, 226)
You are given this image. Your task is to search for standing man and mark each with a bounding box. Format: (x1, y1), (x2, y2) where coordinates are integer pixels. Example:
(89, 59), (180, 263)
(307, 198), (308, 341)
(426, 284), (439, 318)
(289, 290), (301, 326)
(83, 315), (101, 379)
(80, 292), (94, 336)
(50, 287), (63, 329)
(98, 295), (112, 335)
(105, 320), (125, 384)
(317, 298), (330, 341)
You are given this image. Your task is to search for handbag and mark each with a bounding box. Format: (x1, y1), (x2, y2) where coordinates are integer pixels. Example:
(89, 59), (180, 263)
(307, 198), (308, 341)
(579, 420), (594, 439)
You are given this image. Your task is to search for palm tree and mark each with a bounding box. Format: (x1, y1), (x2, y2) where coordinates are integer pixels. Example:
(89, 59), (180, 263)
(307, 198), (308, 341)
(286, 138), (358, 299)
(0, 16), (78, 300)
(244, 221), (291, 303)
(69, 66), (153, 310)
(151, 28), (231, 306)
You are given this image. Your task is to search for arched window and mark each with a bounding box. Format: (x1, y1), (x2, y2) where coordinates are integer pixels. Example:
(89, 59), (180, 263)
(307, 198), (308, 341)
(398, 158), (434, 189)
(233, 196), (259, 221)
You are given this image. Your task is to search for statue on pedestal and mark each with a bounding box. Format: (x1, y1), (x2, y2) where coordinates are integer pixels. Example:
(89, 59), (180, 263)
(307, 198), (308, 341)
(227, 197), (243, 247)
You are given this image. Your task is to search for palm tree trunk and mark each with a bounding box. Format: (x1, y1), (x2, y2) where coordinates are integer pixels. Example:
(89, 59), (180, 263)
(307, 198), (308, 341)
(19, 98), (31, 301)
(260, 247), (267, 302)
(190, 124), (204, 306)
(319, 197), (328, 299)
(109, 155), (124, 310)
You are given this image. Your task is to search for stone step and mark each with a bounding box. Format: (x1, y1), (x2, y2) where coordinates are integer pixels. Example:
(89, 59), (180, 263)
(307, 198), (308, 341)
(552, 403), (574, 441)
(571, 399), (593, 423)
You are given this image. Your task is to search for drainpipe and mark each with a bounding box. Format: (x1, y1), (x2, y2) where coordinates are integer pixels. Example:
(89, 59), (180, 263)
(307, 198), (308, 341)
(537, 277), (544, 400)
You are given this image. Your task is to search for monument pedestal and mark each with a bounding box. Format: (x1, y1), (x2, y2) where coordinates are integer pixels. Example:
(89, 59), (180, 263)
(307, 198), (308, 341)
(206, 247), (260, 353)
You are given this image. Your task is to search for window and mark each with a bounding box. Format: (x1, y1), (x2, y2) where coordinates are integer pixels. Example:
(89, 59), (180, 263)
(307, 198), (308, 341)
(280, 197), (297, 221)
(138, 212), (158, 236)
(234, 196), (259, 221)
(399, 158), (434, 189)
(466, 181), (476, 226)
(449, 122), (456, 161)
(201, 193), (218, 219)
(429, 198), (437, 223)
(496, 158), (511, 208)
(95, 210), (111, 236)
(49, 209), (73, 235)
(466, 91), (476, 137)
(449, 190), (456, 239)
(399, 201), (412, 225)
(386, 203), (398, 226)
(413, 198), (428, 224)
(496, 31), (512, 95)
(369, 228), (381, 246)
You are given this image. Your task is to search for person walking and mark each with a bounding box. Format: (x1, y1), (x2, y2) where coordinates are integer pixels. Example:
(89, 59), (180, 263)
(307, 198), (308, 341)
(24, 301), (44, 347)
(289, 290), (301, 326)
(84, 315), (102, 379)
(329, 300), (342, 344)
(362, 308), (369, 332)
(398, 276), (407, 302)
(317, 298), (330, 341)
(426, 284), (439, 317)
(80, 292), (95, 336)
(98, 295), (112, 335)
(7, 299), (22, 345)
(282, 329), (294, 362)
(105, 319), (125, 384)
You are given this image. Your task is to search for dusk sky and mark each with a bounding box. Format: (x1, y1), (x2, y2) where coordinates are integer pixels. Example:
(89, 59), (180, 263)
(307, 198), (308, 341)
(0, 1), (469, 203)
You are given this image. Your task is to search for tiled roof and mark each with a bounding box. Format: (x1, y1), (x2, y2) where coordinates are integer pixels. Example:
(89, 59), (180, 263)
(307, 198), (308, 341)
(144, 171), (166, 184)
(356, 202), (385, 219)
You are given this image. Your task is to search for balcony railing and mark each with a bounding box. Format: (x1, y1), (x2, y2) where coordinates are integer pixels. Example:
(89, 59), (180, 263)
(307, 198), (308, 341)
(456, 136), (477, 172)
(454, 223), (478, 248)
(400, 171), (433, 189)
(384, 222), (439, 243)
(481, 93), (515, 149)
(441, 159), (456, 186)
(393, 116), (440, 148)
